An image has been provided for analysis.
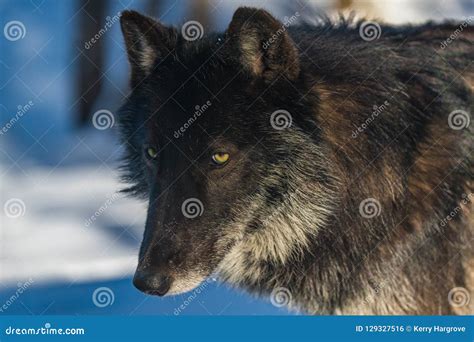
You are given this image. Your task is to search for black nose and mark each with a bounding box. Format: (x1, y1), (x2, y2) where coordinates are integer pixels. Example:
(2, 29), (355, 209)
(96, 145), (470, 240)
(133, 270), (172, 296)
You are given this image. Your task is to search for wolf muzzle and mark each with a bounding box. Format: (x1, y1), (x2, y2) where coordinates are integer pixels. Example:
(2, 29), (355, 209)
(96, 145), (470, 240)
(133, 269), (172, 296)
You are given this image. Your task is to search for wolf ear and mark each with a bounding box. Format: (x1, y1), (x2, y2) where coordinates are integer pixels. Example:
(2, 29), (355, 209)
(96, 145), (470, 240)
(226, 7), (300, 82)
(120, 10), (176, 85)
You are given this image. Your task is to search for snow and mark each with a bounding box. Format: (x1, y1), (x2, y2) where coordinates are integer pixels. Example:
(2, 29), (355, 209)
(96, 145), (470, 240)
(0, 139), (144, 285)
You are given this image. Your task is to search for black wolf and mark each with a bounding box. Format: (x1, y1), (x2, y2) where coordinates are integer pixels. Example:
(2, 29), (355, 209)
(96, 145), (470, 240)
(117, 7), (473, 314)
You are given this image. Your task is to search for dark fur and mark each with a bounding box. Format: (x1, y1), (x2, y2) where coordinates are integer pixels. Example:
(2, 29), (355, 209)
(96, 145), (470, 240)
(118, 7), (473, 314)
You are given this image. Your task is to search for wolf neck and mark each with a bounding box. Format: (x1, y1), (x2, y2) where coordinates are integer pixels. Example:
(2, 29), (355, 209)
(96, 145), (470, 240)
(217, 215), (425, 315)
(216, 181), (458, 315)
(216, 166), (342, 313)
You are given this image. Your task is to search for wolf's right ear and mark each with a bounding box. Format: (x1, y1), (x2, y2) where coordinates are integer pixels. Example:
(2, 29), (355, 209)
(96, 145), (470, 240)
(120, 10), (176, 86)
(226, 7), (300, 83)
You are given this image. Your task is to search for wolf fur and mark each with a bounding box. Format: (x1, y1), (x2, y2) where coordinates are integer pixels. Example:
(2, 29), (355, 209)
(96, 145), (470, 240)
(118, 7), (473, 314)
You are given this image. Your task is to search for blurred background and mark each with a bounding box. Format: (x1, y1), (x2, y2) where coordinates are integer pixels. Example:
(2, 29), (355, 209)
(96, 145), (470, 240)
(0, 0), (473, 315)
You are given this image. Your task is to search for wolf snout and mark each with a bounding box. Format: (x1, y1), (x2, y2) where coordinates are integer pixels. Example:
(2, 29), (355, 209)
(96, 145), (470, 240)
(133, 269), (172, 296)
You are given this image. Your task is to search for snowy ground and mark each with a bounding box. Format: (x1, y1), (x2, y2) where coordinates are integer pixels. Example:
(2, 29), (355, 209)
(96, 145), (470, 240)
(0, 158), (144, 285)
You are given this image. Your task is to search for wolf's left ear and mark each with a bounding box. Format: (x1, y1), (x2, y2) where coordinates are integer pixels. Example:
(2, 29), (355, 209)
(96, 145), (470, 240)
(226, 7), (300, 82)
(120, 10), (176, 85)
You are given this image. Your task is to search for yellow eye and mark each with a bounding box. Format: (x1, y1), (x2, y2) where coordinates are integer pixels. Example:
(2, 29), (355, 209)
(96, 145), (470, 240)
(211, 152), (230, 165)
(146, 147), (158, 160)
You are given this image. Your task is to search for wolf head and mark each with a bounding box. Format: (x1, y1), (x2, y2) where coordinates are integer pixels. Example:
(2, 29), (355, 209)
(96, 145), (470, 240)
(118, 8), (336, 296)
